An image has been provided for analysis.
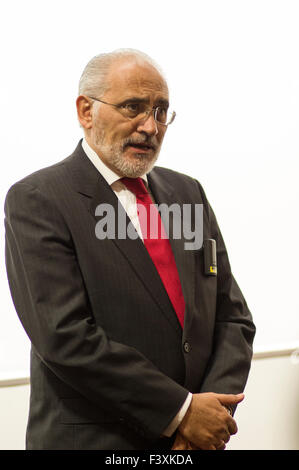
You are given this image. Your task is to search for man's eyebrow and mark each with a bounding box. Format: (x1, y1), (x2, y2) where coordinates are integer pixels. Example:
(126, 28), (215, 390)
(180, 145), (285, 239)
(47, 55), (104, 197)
(156, 98), (169, 108)
(118, 97), (149, 105)
(118, 97), (169, 107)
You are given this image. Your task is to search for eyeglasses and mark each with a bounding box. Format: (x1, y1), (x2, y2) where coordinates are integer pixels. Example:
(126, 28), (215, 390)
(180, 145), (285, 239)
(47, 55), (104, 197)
(88, 96), (176, 126)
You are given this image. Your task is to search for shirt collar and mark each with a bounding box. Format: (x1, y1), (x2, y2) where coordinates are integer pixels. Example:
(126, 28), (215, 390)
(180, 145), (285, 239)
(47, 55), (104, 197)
(81, 138), (148, 187)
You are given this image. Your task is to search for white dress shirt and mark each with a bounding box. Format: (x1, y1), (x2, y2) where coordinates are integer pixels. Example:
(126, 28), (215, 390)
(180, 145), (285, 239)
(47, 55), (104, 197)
(82, 138), (192, 437)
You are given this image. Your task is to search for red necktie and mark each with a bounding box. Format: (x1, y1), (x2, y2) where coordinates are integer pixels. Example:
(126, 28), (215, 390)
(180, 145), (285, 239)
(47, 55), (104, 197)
(121, 177), (185, 328)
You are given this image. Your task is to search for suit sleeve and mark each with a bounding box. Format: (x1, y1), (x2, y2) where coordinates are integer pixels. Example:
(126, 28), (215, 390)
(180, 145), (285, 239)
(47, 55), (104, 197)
(4, 181), (188, 439)
(196, 181), (256, 404)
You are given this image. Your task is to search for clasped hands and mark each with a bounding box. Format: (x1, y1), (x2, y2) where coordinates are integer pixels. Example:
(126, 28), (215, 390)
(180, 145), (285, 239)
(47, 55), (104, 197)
(171, 392), (244, 450)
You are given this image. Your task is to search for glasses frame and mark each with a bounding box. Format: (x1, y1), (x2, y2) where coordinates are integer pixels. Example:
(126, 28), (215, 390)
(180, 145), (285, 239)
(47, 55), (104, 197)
(88, 96), (176, 126)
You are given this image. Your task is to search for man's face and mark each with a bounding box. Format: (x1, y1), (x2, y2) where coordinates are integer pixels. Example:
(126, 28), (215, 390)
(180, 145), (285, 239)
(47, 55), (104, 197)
(88, 59), (169, 177)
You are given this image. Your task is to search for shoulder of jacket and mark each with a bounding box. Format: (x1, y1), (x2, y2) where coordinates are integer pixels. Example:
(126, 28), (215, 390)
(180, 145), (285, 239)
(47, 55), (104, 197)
(5, 154), (73, 198)
(153, 165), (207, 197)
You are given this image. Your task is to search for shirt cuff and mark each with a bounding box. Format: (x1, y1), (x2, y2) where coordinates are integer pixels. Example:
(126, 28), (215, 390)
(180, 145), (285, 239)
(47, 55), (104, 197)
(162, 392), (193, 437)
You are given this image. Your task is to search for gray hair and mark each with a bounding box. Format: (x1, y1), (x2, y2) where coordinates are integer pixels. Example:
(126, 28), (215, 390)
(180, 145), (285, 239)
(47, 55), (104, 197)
(78, 48), (166, 98)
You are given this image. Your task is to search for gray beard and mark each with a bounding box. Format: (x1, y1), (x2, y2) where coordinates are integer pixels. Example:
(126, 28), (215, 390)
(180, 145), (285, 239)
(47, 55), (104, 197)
(94, 130), (161, 178)
(109, 147), (160, 177)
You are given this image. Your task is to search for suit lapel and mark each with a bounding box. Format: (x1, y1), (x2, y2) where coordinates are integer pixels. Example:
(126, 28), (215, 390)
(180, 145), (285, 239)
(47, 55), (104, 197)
(66, 142), (182, 334)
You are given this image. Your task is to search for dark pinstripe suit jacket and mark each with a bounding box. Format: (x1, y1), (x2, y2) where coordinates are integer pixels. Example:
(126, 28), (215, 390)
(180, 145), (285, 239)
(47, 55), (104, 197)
(4, 140), (255, 450)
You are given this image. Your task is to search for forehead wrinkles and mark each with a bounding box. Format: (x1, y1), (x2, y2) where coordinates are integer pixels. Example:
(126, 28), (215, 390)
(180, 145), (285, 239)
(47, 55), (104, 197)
(103, 61), (169, 100)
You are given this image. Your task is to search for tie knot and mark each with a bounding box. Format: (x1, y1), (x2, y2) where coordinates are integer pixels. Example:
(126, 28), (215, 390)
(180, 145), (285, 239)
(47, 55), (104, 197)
(121, 177), (148, 197)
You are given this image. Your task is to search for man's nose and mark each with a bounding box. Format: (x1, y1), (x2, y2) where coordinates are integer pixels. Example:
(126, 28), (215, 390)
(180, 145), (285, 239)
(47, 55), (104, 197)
(136, 111), (158, 136)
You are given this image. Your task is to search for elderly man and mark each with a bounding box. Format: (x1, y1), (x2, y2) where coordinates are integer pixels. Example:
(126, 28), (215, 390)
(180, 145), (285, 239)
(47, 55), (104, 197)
(5, 49), (255, 450)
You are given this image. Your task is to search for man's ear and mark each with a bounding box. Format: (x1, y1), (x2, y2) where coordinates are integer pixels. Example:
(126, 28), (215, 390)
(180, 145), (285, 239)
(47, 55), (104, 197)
(76, 95), (93, 129)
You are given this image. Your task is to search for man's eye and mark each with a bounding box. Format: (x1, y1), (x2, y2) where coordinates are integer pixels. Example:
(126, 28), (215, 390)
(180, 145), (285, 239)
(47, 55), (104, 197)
(124, 103), (141, 113)
(156, 107), (168, 123)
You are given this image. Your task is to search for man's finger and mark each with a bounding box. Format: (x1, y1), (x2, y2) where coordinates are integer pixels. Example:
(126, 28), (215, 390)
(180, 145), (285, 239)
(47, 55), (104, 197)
(222, 430), (231, 443)
(216, 393), (244, 406)
(171, 432), (189, 450)
(216, 440), (226, 451)
(208, 444), (217, 450)
(227, 418), (238, 435)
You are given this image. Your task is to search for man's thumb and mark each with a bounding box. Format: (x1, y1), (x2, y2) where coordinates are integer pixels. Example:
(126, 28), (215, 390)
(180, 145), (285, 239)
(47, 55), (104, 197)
(216, 393), (245, 406)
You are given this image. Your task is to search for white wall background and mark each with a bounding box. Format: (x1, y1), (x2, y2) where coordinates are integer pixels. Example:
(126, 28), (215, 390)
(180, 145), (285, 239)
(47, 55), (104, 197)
(1, 0), (299, 378)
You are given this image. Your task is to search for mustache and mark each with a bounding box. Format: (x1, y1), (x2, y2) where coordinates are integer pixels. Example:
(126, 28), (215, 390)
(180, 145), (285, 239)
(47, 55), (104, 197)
(122, 136), (158, 150)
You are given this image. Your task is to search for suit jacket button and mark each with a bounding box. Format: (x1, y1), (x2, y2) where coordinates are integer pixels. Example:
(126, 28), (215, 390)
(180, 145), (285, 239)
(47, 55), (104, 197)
(183, 341), (191, 353)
